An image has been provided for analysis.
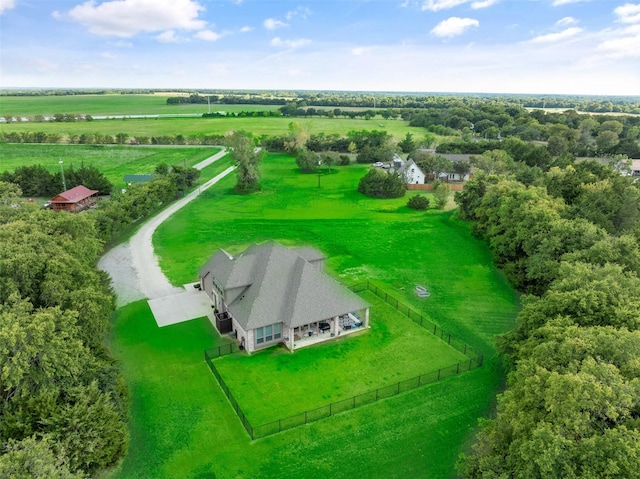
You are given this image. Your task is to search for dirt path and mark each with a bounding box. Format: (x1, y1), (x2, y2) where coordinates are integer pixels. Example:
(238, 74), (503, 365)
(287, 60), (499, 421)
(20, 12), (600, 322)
(98, 149), (234, 307)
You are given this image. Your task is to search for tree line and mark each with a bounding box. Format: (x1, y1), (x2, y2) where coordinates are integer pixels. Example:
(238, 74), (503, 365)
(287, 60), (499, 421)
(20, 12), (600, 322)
(1, 163), (112, 197)
(0, 183), (129, 477)
(455, 152), (640, 477)
(0, 161), (201, 476)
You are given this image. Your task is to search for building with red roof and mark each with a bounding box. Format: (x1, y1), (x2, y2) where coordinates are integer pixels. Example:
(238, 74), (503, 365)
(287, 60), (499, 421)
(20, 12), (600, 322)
(50, 185), (99, 212)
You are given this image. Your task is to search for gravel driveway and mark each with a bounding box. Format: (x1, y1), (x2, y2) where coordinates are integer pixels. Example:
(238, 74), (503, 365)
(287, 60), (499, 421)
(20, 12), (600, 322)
(98, 149), (234, 308)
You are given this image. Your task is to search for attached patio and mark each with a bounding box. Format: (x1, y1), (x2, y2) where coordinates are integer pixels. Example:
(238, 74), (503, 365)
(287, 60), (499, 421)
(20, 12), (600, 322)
(286, 310), (369, 351)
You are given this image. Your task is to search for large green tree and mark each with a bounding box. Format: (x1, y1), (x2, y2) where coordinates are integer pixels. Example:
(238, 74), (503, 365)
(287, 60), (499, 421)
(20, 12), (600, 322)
(227, 131), (263, 194)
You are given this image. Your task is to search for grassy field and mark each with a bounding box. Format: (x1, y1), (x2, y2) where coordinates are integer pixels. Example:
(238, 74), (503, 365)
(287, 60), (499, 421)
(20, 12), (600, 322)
(155, 154), (517, 354)
(0, 94), (282, 117)
(0, 144), (220, 187)
(108, 301), (508, 479)
(1, 116), (427, 143)
(214, 291), (469, 425)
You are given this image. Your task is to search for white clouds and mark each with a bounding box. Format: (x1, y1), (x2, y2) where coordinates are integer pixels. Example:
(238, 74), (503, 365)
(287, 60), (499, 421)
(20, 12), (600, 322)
(156, 30), (181, 43)
(422, 0), (468, 11)
(195, 29), (222, 41)
(471, 0), (499, 9)
(552, 0), (591, 6)
(240, 26), (253, 33)
(556, 16), (577, 26)
(63, 0), (206, 37)
(351, 47), (371, 56)
(285, 6), (311, 21)
(421, 0), (497, 10)
(529, 26), (582, 43)
(270, 37), (310, 48)
(0, 0), (15, 15)
(594, 3), (640, 60)
(431, 17), (479, 38)
(596, 25), (640, 58)
(264, 18), (287, 30)
(614, 3), (640, 24)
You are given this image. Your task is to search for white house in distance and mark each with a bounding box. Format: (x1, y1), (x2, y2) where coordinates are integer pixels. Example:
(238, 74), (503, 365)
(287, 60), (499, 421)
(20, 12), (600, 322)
(398, 159), (426, 184)
(198, 241), (370, 353)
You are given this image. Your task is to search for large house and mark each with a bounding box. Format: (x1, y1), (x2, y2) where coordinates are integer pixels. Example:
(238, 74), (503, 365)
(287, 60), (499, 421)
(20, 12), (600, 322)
(199, 241), (370, 353)
(50, 185), (99, 212)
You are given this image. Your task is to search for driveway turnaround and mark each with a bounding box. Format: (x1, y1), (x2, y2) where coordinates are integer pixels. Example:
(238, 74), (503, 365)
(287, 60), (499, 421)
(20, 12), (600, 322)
(147, 283), (214, 327)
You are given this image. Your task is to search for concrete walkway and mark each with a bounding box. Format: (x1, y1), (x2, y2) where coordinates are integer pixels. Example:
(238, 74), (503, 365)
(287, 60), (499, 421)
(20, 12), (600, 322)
(98, 148), (235, 326)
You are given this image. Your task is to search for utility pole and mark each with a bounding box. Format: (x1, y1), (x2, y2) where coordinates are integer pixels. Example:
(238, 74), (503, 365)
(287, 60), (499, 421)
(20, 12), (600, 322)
(59, 160), (66, 190)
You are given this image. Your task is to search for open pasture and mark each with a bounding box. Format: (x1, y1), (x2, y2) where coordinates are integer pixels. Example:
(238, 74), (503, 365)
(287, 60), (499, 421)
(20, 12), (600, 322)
(0, 94), (282, 117)
(0, 144), (220, 186)
(1, 114), (427, 143)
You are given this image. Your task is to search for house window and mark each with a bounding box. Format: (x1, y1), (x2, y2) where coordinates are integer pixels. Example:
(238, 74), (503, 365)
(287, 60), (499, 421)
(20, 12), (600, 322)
(265, 325), (272, 342)
(255, 323), (282, 346)
(274, 323), (282, 340)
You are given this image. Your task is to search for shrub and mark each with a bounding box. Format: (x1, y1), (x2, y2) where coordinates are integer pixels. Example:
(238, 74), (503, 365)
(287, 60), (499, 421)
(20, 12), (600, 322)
(339, 154), (351, 166)
(407, 194), (430, 210)
(358, 168), (405, 198)
(433, 180), (451, 209)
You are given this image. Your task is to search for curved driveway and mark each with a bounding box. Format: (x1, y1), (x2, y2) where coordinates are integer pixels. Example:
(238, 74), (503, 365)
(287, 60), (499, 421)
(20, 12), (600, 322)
(98, 148), (234, 310)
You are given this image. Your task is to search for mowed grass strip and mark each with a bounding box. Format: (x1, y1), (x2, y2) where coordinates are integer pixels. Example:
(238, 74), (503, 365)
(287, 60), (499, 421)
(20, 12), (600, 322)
(108, 300), (505, 479)
(0, 144), (220, 186)
(214, 290), (469, 425)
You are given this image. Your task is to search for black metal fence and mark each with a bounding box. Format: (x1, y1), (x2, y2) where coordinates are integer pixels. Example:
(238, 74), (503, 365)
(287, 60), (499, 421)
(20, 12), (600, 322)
(204, 349), (254, 439)
(250, 357), (482, 439)
(204, 282), (484, 440)
(205, 342), (240, 359)
(349, 281), (483, 361)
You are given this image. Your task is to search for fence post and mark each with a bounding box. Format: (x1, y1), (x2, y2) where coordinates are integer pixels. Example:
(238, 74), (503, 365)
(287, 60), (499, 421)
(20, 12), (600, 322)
(464, 344), (467, 355)
(353, 396), (356, 409)
(437, 369), (441, 380)
(479, 354), (484, 367)
(418, 375), (421, 386)
(433, 325), (436, 335)
(469, 359), (473, 370)
(440, 329), (444, 339)
(456, 363), (460, 374)
(448, 334), (451, 344)
(330, 403), (332, 416)
(397, 382), (400, 394)
(305, 411), (308, 424)
(376, 388), (379, 401)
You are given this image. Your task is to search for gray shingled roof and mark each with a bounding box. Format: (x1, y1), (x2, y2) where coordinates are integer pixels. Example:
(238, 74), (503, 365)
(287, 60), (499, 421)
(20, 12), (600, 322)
(199, 241), (369, 330)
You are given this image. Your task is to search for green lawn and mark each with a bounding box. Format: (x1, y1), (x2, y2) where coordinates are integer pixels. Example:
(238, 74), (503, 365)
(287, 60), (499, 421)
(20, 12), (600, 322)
(215, 291), (469, 425)
(107, 301), (507, 479)
(155, 154), (517, 354)
(104, 152), (518, 479)
(0, 144), (220, 187)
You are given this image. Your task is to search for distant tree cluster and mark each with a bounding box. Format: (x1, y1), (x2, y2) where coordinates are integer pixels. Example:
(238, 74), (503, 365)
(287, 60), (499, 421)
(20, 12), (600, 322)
(0, 182), (129, 476)
(456, 157), (640, 478)
(0, 163), (113, 196)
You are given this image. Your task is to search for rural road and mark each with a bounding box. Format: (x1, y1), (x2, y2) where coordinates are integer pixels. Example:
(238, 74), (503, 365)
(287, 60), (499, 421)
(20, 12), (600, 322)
(98, 148), (234, 307)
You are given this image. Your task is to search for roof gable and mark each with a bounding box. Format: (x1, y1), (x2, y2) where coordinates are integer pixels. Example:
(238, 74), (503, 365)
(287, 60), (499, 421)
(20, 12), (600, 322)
(51, 185), (98, 203)
(200, 241), (368, 330)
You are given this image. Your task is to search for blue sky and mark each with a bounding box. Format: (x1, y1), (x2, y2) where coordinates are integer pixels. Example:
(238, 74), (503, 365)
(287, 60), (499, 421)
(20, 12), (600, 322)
(1, 0), (639, 95)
